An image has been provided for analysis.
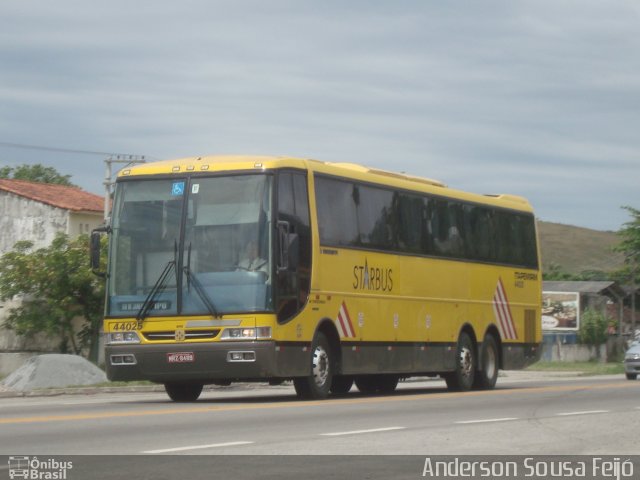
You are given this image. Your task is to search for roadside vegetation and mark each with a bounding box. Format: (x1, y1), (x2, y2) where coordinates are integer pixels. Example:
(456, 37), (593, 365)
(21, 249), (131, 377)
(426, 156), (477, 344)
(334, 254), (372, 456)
(0, 163), (76, 186)
(526, 361), (625, 376)
(0, 234), (106, 363)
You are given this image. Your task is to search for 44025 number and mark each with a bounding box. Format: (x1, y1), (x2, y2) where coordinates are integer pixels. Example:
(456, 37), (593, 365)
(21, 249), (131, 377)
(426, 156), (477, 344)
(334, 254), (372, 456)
(111, 321), (137, 331)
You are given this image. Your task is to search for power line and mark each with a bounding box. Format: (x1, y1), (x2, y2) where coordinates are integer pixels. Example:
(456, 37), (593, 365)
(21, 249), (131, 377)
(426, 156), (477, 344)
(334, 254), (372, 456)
(0, 141), (150, 158)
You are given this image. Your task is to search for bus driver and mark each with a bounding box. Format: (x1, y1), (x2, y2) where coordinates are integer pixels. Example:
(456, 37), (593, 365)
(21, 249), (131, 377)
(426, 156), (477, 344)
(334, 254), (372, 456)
(237, 240), (268, 275)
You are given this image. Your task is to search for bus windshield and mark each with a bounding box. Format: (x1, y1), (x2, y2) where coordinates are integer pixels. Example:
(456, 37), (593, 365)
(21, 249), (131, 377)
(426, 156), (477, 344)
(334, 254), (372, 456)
(107, 174), (274, 317)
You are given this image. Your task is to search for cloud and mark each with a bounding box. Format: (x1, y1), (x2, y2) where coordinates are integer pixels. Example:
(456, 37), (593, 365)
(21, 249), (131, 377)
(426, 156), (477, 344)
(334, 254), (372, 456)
(1, 0), (638, 230)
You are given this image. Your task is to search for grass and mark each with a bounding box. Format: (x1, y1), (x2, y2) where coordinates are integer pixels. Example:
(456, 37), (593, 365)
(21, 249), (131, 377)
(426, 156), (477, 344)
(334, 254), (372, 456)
(527, 361), (625, 376)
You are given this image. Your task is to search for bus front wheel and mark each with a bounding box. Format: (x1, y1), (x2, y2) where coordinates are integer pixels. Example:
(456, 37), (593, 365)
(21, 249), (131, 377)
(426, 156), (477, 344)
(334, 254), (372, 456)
(294, 332), (333, 399)
(164, 382), (203, 402)
(445, 332), (476, 392)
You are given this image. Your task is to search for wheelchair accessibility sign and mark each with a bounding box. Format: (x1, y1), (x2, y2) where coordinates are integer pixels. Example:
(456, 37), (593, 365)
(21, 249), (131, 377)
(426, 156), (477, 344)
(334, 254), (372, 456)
(171, 181), (185, 196)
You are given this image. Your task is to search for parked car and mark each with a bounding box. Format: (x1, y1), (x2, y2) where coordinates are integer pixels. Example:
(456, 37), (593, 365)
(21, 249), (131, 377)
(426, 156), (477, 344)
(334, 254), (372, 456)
(624, 341), (640, 380)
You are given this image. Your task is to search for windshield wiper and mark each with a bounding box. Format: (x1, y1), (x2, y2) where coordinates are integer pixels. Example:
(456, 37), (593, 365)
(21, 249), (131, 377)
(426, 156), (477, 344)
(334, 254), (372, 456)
(136, 260), (175, 328)
(183, 243), (220, 318)
(136, 241), (178, 328)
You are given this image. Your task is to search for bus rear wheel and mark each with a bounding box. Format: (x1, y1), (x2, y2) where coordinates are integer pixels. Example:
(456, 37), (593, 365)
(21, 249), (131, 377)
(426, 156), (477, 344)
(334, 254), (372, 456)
(294, 332), (333, 399)
(355, 374), (399, 394)
(445, 332), (476, 392)
(330, 376), (354, 396)
(164, 382), (203, 402)
(377, 375), (399, 393)
(473, 334), (499, 390)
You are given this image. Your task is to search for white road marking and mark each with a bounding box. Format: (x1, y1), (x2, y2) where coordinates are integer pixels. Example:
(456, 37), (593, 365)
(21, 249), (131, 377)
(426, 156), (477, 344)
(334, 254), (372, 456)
(555, 410), (609, 416)
(456, 417), (518, 424)
(320, 426), (405, 436)
(143, 441), (254, 454)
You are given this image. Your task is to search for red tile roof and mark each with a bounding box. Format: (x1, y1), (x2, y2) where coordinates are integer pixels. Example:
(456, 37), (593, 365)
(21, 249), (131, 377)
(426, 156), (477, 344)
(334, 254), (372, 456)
(0, 178), (104, 213)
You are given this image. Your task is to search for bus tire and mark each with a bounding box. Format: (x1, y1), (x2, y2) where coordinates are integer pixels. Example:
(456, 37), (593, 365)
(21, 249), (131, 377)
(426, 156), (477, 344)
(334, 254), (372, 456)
(473, 334), (499, 390)
(626, 373), (637, 380)
(355, 376), (378, 394)
(294, 332), (333, 399)
(330, 375), (354, 396)
(355, 374), (399, 394)
(445, 331), (476, 392)
(164, 382), (203, 402)
(376, 374), (399, 393)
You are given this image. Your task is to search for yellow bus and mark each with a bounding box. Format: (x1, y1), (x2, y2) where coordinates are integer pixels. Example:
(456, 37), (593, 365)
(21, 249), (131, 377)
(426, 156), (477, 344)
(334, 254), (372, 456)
(93, 155), (541, 401)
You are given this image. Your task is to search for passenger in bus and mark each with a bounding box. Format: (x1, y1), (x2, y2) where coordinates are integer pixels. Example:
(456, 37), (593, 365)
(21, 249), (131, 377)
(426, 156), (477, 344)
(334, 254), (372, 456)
(237, 240), (268, 276)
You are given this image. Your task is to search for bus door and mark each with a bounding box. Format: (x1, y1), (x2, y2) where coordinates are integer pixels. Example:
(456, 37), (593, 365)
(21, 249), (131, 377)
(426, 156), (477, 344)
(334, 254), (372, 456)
(275, 171), (311, 323)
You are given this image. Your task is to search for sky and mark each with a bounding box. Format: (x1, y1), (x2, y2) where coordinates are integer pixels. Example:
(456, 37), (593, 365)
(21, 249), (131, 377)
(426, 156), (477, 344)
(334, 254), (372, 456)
(1, 0), (638, 232)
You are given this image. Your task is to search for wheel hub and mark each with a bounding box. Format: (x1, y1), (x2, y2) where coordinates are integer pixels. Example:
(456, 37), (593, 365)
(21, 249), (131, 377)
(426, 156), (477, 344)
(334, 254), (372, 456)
(459, 346), (473, 378)
(312, 345), (329, 387)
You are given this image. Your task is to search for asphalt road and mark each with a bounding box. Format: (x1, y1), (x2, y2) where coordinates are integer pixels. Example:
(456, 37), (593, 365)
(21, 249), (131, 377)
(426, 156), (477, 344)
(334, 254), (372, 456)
(1, 373), (638, 459)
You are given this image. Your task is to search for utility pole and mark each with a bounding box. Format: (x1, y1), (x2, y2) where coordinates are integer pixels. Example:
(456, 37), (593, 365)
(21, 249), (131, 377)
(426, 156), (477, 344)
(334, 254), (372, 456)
(103, 155), (146, 222)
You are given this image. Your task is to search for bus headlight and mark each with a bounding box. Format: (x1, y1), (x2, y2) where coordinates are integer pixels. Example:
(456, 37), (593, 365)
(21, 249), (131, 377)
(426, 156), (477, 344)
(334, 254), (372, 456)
(107, 332), (141, 345)
(220, 327), (271, 341)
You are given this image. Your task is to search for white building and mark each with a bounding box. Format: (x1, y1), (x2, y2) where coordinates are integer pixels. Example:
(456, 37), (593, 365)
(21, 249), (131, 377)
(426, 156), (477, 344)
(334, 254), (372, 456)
(0, 179), (104, 375)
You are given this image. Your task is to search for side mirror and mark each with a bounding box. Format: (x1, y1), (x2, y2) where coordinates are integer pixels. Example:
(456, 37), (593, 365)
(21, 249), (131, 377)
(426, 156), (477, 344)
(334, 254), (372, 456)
(90, 226), (110, 277)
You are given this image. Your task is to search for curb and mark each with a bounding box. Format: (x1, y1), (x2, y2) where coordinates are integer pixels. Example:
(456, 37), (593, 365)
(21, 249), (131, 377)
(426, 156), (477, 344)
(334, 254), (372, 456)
(0, 382), (293, 399)
(0, 385), (165, 398)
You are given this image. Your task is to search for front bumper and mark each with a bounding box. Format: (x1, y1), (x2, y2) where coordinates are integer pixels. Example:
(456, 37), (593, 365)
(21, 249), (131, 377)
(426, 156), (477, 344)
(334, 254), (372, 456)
(624, 358), (640, 375)
(106, 341), (279, 383)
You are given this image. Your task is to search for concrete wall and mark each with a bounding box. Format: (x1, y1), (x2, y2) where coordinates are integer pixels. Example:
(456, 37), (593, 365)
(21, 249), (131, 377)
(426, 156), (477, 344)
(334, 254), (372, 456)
(541, 334), (626, 363)
(0, 195), (103, 377)
(541, 342), (607, 362)
(0, 191), (69, 254)
(68, 211), (103, 237)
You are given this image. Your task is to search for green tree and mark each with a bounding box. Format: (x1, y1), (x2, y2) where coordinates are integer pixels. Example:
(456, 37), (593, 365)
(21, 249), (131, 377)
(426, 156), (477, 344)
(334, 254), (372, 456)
(0, 163), (76, 187)
(0, 234), (105, 362)
(543, 263), (611, 282)
(578, 308), (610, 346)
(614, 206), (640, 285)
(576, 270), (610, 281)
(543, 263), (578, 281)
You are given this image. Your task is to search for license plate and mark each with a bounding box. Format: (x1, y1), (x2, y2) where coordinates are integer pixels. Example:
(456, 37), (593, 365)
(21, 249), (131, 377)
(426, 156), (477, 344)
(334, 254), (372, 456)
(167, 352), (195, 363)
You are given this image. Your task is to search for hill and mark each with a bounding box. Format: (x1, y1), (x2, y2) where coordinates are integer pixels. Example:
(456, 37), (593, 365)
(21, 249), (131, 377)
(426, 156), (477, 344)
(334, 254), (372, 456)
(537, 221), (624, 275)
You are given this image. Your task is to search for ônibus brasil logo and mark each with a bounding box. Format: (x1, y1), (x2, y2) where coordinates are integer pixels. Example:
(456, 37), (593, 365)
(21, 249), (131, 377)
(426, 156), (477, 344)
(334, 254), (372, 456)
(8, 456), (73, 480)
